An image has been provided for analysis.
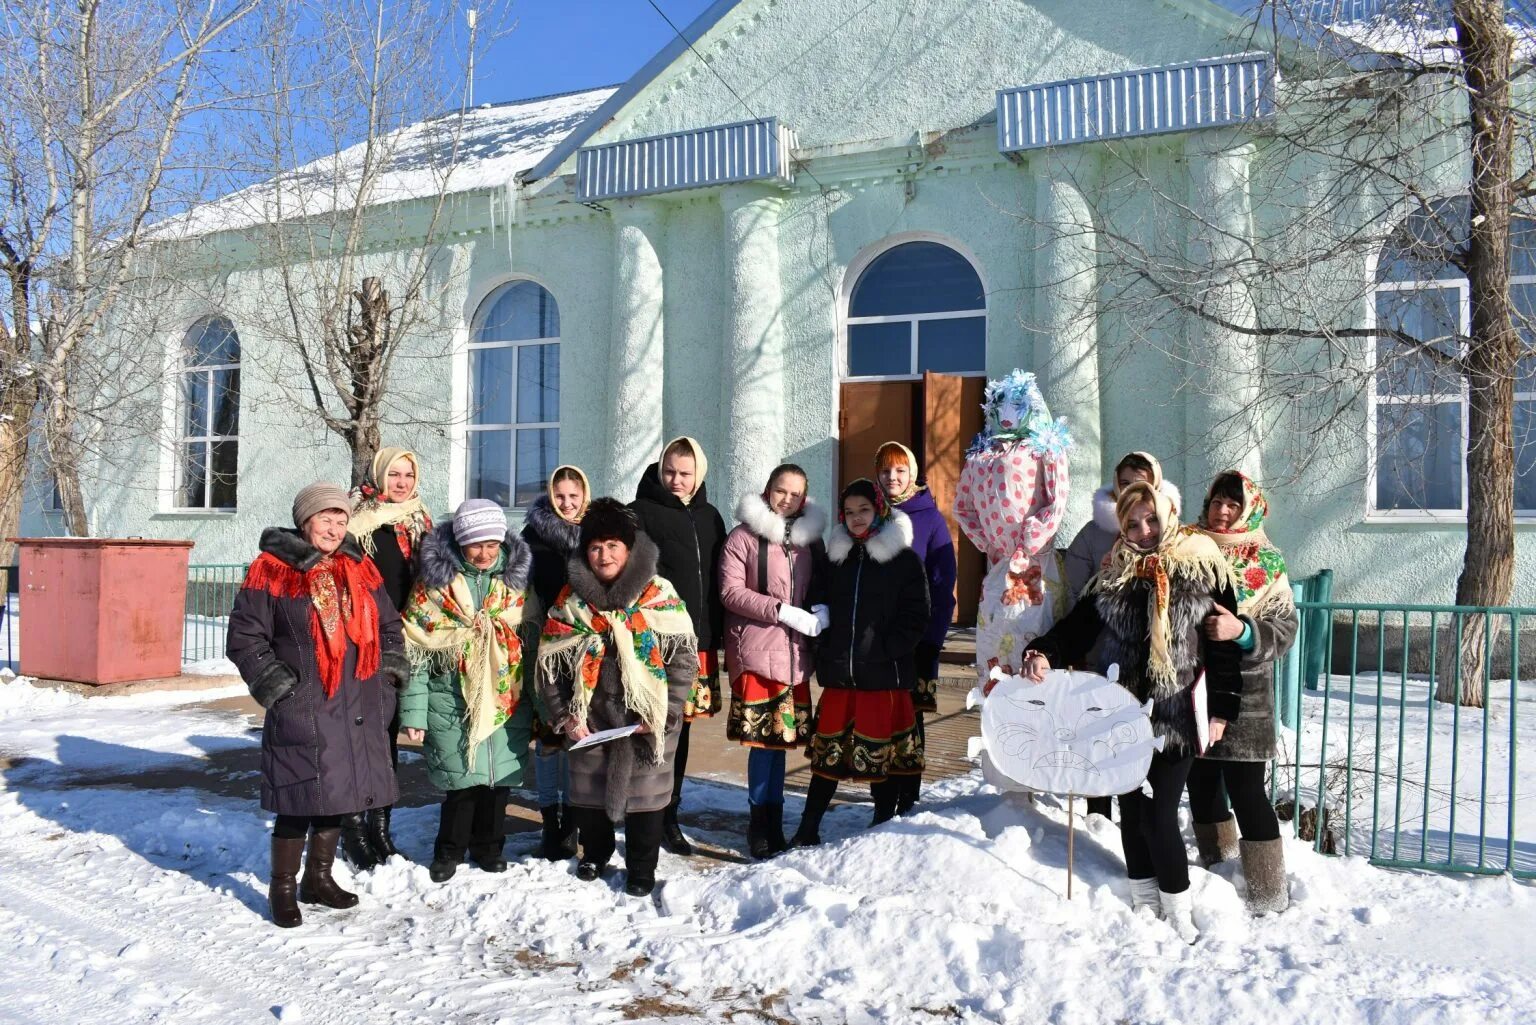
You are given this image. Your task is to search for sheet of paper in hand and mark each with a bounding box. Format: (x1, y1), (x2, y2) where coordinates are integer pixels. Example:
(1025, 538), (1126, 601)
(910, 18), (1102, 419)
(978, 669), (1163, 798)
(568, 723), (643, 751)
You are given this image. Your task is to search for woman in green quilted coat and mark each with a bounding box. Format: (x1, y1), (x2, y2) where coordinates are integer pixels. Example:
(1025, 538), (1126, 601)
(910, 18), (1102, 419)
(400, 500), (535, 883)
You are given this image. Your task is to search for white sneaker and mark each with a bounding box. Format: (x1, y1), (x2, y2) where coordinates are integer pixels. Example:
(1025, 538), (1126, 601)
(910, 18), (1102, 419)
(1159, 888), (1200, 944)
(1129, 877), (1162, 916)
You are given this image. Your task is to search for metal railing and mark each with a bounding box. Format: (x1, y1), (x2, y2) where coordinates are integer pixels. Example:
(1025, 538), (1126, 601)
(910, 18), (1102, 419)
(1273, 598), (1534, 879)
(182, 563), (249, 664)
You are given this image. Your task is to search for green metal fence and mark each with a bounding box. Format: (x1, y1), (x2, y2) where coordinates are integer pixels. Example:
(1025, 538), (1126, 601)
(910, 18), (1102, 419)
(182, 563), (249, 665)
(1272, 599), (1534, 879)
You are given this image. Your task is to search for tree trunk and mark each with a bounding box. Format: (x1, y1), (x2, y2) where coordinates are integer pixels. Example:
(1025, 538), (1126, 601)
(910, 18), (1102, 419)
(1439, 0), (1518, 707)
(0, 413), (30, 589)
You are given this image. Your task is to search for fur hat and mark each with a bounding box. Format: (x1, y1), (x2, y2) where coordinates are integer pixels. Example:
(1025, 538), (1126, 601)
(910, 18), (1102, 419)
(452, 499), (507, 547)
(580, 497), (638, 549)
(292, 482), (351, 528)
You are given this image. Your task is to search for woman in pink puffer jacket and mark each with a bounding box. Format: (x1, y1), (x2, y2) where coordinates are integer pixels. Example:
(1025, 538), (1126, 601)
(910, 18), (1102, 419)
(720, 463), (829, 860)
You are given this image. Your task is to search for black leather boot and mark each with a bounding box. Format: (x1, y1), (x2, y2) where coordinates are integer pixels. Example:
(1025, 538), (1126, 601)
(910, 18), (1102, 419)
(299, 828), (360, 909)
(661, 801), (694, 856)
(747, 804), (773, 860)
(766, 803), (789, 854)
(366, 806), (403, 862)
(339, 812), (379, 871)
(540, 806), (566, 862)
(269, 836), (305, 928)
(558, 803), (579, 858)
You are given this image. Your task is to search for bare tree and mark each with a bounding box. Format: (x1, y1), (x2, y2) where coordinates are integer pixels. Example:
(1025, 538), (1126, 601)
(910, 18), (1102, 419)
(205, 0), (511, 486)
(0, 0), (261, 555)
(1013, 0), (1534, 705)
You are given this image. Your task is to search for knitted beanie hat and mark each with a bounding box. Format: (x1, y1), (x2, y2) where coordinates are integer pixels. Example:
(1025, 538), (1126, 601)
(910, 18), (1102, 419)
(579, 497), (638, 549)
(452, 499), (507, 547)
(292, 482), (351, 528)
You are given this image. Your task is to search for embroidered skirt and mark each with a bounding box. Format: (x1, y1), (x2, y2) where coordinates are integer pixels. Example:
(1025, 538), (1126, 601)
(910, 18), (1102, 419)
(726, 670), (812, 750)
(684, 649), (722, 721)
(912, 676), (939, 715)
(807, 689), (925, 782)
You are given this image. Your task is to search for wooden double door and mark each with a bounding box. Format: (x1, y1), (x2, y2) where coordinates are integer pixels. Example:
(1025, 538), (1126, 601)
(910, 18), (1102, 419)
(837, 371), (986, 626)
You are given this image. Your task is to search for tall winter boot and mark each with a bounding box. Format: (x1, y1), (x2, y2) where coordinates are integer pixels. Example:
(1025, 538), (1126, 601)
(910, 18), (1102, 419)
(895, 773), (921, 816)
(1239, 838), (1290, 914)
(558, 803), (579, 858)
(338, 812), (379, 871)
(540, 806), (567, 862)
(869, 780), (898, 827)
(268, 836), (305, 928)
(746, 804), (773, 860)
(365, 806), (404, 862)
(1193, 814), (1240, 868)
(299, 828), (360, 909)
(1159, 888), (1200, 944)
(1127, 876), (1162, 917)
(790, 777), (836, 847)
(766, 803), (789, 854)
(661, 800), (694, 857)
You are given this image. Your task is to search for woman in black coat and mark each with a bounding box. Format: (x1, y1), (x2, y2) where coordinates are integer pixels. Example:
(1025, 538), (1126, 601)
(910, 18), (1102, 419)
(1012, 482), (1242, 943)
(227, 482), (410, 928)
(344, 446), (433, 867)
(629, 436), (726, 855)
(791, 479), (930, 846)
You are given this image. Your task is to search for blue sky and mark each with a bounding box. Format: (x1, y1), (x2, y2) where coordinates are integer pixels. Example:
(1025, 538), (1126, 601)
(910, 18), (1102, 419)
(474, 0), (719, 103)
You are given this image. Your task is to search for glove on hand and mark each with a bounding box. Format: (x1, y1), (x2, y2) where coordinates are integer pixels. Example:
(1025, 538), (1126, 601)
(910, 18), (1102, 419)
(777, 604), (822, 637)
(811, 604), (831, 634)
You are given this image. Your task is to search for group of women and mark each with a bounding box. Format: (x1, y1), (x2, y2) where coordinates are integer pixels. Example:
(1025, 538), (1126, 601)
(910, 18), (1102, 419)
(226, 439), (1293, 942)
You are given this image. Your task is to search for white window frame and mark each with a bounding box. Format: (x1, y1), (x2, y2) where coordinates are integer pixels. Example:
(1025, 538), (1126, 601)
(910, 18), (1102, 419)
(1366, 272), (1536, 521)
(174, 317), (240, 511)
(839, 233), (989, 383)
(465, 279), (561, 510)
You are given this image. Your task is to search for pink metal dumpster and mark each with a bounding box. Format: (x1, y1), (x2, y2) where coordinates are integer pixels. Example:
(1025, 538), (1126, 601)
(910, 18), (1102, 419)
(9, 537), (195, 684)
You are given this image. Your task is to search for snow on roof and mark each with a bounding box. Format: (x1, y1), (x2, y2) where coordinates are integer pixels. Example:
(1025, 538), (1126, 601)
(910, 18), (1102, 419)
(158, 84), (616, 239)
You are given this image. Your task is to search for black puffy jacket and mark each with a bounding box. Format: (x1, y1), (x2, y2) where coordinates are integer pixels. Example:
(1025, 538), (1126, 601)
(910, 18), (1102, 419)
(630, 464), (727, 649)
(816, 511), (931, 692)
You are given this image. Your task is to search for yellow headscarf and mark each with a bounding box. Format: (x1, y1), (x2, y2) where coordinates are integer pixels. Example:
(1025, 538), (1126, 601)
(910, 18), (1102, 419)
(349, 447), (431, 553)
(370, 447), (420, 500)
(875, 440), (924, 505)
(659, 436), (708, 505)
(547, 464), (592, 524)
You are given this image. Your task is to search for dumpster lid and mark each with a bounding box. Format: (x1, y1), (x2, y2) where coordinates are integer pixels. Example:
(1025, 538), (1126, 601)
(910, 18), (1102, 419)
(6, 536), (195, 549)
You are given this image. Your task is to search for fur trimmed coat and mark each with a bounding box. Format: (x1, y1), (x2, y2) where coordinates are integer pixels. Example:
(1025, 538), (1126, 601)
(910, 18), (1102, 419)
(718, 495), (828, 686)
(630, 464), (727, 650)
(535, 535), (693, 820)
(226, 529), (408, 817)
(521, 495), (581, 613)
(1030, 554), (1243, 754)
(816, 511), (931, 692)
(398, 524), (536, 791)
(1062, 483), (1183, 600)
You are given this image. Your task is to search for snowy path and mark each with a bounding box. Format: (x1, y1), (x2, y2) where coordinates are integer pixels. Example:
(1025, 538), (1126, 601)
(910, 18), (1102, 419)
(2, 675), (1534, 1025)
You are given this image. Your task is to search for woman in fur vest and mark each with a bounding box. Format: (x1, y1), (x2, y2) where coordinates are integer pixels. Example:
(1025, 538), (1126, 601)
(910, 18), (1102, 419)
(521, 464), (591, 861)
(1189, 471), (1295, 914)
(226, 482), (410, 928)
(536, 499), (697, 897)
(719, 463), (829, 859)
(630, 436), (727, 856)
(791, 480), (930, 846)
(400, 500), (535, 883)
(344, 446), (434, 867)
(875, 441), (956, 816)
(1014, 482), (1243, 942)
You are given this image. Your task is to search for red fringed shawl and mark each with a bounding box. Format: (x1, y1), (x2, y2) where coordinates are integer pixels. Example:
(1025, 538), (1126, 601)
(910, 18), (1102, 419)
(242, 552), (383, 699)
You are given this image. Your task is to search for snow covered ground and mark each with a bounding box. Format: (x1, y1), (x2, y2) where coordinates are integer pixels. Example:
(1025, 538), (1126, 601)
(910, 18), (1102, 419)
(1, 672), (1533, 1025)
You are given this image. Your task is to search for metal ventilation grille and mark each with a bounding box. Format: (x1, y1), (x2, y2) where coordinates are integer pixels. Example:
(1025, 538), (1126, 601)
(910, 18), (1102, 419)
(997, 53), (1277, 153)
(576, 118), (796, 203)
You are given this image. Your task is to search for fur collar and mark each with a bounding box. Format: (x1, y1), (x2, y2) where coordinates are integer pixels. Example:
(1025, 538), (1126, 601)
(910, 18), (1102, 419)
(734, 493), (827, 548)
(1092, 480), (1184, 533)
(564, 533), (663, 610)
(524, 495), (582, 555)
(259, 527), (366, 572)
(635, 462), (712, 511)
(417, 521), (532, 592)
(827, 509), (914, 565)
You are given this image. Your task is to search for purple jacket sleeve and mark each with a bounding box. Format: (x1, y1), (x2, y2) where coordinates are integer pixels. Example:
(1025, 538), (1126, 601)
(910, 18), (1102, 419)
(920, 515), (958, 647)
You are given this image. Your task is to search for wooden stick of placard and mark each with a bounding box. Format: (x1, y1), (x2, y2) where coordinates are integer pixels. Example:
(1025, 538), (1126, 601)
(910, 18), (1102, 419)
(1066, 794), (1075, 900)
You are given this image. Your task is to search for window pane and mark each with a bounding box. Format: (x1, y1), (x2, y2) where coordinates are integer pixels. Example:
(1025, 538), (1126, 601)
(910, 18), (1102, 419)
(468, 429), (512, 507)
(471, 346), (514, 424)
(1513, 281), (1536, 393)
(517, 343), (559, 424)
(210, 440), (238, 508)
(475, 280), (559, 342)
(1375, 402), (1462, 511)
(1378, 198), (1467, 283)
(182, 371), (209, 438)
(1517, 400), (1536, 512)
(849, 242), (985, 317)
(185, 316), (239, 367)
(179, 443), (207, 508)
(212, 368), (240, 436)
(917, 316), (986, 373)
(515, 428), (558, 507)
(1513, 215), (1536, 278)
(848, 322), (912, 377)
(1375, 287), (1460, 397)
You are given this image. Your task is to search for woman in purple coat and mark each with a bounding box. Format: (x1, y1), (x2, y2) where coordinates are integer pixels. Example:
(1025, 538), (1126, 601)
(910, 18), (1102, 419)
(876, 441), (956, 814)
(227, 482), (410, 928)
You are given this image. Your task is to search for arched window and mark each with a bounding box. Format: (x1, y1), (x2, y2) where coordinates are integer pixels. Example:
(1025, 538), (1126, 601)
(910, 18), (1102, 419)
(176, 315), (240, 509)
(845, 240), (986, 379)
(1372, 199), (1536, 514)
(467, 279), (560, 507)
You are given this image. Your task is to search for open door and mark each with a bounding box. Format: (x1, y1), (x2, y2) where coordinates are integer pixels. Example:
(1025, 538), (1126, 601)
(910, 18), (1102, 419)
(923, 372), (986, 626)
(837, 381), (920, 491)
